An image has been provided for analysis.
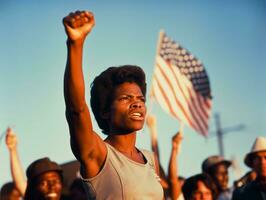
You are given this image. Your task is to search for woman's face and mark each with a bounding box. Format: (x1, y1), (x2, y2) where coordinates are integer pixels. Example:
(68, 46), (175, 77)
(191, 181), (212, 200)
(108, 82), (146, 134)
(35, 171), (62, 200)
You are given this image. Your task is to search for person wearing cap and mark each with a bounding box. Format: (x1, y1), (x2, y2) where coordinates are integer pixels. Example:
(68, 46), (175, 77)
(232, 136), (266, 200)
(24, 157), (63, 200)
(202, 155), (232, 200)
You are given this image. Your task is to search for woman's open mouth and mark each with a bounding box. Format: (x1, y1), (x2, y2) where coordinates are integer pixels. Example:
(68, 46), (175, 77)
(45, 192), (58, 198)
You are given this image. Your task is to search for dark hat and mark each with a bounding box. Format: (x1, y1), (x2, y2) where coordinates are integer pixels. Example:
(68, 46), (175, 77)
(202, 155), (232, 173)
(26, 157), (62, 181)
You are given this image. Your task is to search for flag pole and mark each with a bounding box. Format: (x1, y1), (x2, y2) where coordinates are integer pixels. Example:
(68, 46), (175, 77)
(179, 121), (184, 133)
(0, 130), (6, 143)
(148, 29), (165, 114)
(177, 121), (184, 154)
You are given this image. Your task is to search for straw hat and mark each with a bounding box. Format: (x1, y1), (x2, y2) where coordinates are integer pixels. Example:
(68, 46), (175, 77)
(244, 136), (266, 168)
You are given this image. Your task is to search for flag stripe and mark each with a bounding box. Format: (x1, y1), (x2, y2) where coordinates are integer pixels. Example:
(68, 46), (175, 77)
(153, 75), (183, 121)
(156, 57), (207, 134)
(151, 78), (172, 115)
(163, 59), (208, 131)
(164, 60), (208, 134)
(155, 63), (198, 130)
(150, 31), (212, 136)
(155, 60), (203, 131)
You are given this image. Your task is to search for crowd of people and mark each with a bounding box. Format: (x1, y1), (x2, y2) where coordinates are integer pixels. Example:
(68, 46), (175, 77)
(1, 10), (266, 200)
(2, 127), (265, 200)
(145, 114), (266, 200)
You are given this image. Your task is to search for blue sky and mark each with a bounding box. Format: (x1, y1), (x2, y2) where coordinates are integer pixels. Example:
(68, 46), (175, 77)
(0, 0), (265, 187)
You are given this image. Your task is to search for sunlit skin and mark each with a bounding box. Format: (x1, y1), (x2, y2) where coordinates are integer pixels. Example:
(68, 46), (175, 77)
(104, 82), (147, 164)
(191, 181), (213, 200)
(252, 151), (266, 178)
(35, 171), (62, 200)
(63, 11), (161, 189)
(108, 82), (146, 135)
(212, 163), (229, 192)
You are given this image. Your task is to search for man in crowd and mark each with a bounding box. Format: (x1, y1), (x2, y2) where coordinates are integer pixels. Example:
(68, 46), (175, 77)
(24, 157), (63, 200)
(202, 155), (232, 200)
(232, 136), (266, 200)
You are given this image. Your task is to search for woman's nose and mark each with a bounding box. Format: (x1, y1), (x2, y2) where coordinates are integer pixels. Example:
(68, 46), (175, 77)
(130, 100), (142, 108)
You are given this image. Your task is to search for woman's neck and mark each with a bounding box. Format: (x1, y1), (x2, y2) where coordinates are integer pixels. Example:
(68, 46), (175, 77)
(105, 133), (145, 164)
(105, 133), (137, 153)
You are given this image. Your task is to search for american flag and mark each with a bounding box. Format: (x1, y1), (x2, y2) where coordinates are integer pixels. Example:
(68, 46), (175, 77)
(150, 31), (212, 136)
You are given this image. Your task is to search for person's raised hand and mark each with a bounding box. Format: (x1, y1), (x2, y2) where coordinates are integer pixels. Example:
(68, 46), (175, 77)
(146, 114), (158, 141)
(5, 127), (17, 151)
(146, 113), (156, 129)
(63, 10), (95, 43)
(172, 131), (183, 152)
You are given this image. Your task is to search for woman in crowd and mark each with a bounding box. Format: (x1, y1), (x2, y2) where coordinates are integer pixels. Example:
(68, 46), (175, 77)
(182, 174), (217, 200)
(62, 10), (164, 199)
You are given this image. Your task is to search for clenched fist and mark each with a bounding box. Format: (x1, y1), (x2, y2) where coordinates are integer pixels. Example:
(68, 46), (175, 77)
(172, 131), (183, 152)
(63, 10), (95, 42)
(5, 127), (17, 151)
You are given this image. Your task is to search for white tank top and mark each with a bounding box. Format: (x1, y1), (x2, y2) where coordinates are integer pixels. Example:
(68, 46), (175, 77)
(82, 143), (164, 200)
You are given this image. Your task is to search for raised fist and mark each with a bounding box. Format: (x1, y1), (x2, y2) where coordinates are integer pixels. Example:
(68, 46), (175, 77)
(5, 127), (17, 151)
(63, 10), (95, 42)
(172, 131), (183, 151)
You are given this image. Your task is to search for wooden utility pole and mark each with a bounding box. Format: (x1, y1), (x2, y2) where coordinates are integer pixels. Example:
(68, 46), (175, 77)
(214, 113), (245, 157)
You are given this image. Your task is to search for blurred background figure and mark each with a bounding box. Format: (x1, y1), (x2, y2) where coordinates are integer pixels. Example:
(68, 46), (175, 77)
(202, 155), (232, 200)
(233, 171), (257, 189)
(168, 131), (185, 200)
(0, 182), (21, 200)
(60, 160), (81, 198)
(5, 127), (82, 199)
(5, 128), (26, 197)
(24, 157), (63, 200)
(178, 176), (186, 188)
(182, 173), (216, 200)
(146, 114), (169, 196)
(68, 178), (86, 200)
(232, 136), (266, 200)
(146, 113), (185, 200)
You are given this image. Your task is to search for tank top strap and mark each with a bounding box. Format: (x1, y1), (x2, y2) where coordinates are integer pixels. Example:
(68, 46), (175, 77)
(139, 150), (156, 169)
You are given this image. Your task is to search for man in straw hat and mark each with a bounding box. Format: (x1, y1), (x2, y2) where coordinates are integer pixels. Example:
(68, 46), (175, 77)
(232, 136), (266, 200)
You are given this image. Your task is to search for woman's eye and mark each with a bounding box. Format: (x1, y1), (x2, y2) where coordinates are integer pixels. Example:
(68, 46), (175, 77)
(119, 96), (129, 101)
(141, 98), (146, 102)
